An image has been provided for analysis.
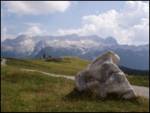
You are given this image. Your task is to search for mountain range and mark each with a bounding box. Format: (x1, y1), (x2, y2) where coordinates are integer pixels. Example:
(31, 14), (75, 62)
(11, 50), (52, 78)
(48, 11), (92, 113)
(1, 34), (149, 70)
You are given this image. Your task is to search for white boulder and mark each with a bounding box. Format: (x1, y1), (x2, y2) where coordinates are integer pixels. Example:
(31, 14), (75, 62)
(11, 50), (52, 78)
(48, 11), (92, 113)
(75, 51), (137, 99)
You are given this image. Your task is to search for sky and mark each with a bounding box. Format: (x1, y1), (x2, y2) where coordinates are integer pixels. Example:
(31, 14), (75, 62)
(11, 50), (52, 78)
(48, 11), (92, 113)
(1, 1), (149, 45)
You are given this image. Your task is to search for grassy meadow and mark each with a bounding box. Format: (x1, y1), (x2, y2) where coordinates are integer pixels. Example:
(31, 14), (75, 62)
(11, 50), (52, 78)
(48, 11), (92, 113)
(1, 57), (149, 112)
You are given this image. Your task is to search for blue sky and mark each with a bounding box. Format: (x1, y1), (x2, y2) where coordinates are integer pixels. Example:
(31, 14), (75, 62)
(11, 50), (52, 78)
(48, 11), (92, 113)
(1, 1), (149, 45)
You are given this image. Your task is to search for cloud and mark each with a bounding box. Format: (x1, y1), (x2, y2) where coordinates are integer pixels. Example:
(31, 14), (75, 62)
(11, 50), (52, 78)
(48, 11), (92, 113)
(1, 27), (15, 41)
(18, 39), (35, 53)
(24, 26), (43, 36)
(1, 23), (48, 41)
(19, 23), (48, 36)
(3, 1), (71, 15)
(24, 22), (42, 27)
(56, 1), (149, 45)
(1, 27), (7, 41)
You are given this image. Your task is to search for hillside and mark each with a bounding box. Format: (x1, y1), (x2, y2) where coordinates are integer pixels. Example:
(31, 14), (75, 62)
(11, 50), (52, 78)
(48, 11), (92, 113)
(1, 57), (149, 112)
(3, 57), (149, 86)
(5, 57), (89, 76)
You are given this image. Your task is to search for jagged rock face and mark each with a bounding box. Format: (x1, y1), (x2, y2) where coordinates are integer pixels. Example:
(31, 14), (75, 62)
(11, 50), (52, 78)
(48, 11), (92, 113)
(75, 51), (137, 99)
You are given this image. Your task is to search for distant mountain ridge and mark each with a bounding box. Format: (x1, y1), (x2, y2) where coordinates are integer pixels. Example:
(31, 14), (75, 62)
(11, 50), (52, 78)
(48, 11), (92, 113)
(119, 66), (149, 75)
(1, 34), (149, 70)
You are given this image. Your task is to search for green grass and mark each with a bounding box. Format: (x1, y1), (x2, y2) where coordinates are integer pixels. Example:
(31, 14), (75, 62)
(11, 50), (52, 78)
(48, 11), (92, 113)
(1, 65), (149, 112)
(7, 57), (89, 76)
(127, 75), (149, 87)
(6, 57), (149, 87)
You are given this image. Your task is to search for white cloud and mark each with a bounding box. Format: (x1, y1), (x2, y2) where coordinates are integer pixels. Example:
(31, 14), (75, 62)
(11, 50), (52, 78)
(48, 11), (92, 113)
(19, 23), (48, 36)
(56, 1), (149, 45)
(1, 27), (15, 41)
(19, 39), (35, 53)
(1, 23), (48, 41)
(1, 27), (7, 41)
(3, 1), (71, 15)
(25, 26), (43, 36)
(24, 22), (42, 27)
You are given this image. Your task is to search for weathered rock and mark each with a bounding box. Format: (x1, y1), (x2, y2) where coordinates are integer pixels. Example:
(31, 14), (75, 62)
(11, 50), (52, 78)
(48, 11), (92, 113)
(75, 51), (137, 99)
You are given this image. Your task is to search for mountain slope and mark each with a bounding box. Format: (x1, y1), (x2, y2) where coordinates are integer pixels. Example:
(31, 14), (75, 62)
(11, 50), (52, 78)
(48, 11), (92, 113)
(1, 34), (149, 70)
